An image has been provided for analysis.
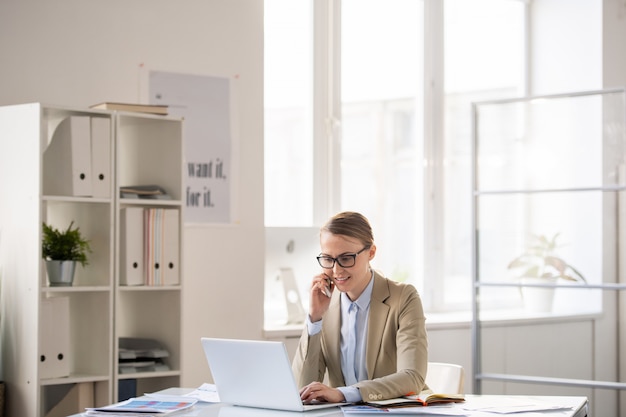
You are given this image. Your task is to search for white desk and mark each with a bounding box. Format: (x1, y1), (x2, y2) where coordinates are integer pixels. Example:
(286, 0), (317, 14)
(74, 389), (588, 417)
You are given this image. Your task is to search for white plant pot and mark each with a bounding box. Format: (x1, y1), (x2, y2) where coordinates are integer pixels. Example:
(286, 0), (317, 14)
(45, 260), (77, 287)
(520, 277), (557, 313)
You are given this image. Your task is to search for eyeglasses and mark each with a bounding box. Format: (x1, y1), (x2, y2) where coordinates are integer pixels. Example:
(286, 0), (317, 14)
(317, 246), (370, 269)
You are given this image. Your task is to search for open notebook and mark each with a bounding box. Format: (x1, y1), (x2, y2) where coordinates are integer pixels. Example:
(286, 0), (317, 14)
(201, 338), (340, 412)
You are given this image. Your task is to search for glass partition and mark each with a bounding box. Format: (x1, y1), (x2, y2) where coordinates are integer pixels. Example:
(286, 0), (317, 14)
(471, 88), (626, 399)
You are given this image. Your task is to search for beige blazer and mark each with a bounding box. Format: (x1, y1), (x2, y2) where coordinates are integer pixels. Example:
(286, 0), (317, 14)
(292, 271), (428, 402)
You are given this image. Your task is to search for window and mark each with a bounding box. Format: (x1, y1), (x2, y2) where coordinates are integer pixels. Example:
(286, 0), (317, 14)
(441, 0), (527, 309)
(264, 0), (314, 227)
(264, 0), (526, 312)
(340, 0), (424, 289)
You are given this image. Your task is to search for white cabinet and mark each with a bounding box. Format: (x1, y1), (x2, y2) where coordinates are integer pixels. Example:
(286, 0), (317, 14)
(0, 103), (184, 417)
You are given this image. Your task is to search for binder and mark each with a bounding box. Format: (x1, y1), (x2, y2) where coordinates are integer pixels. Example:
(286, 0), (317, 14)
(118, 379), (137, 402)
(162, 209), (180, 285)
(40, 297), (70, 379)
(121, 207), (144, 286)
(43, 116), (93, 196)
(144, 208), (159, 285)
(144, 208), (179, 286)
(90, 117), (111, 198)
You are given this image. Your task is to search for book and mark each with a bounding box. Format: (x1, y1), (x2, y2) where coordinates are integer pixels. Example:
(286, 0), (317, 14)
(361, 392), (465, 408)
(85, 398), (196, 416)
(89, 102), (168, 115)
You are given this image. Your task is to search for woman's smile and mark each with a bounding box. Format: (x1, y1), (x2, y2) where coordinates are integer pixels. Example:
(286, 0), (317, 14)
(332, 275), (350, 284)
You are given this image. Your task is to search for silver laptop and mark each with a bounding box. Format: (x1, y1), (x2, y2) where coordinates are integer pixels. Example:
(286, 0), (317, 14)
(201, 337), (340, 412)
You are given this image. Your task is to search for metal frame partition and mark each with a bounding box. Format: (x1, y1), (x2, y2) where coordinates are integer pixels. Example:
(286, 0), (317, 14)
(470, 88), (626, 399)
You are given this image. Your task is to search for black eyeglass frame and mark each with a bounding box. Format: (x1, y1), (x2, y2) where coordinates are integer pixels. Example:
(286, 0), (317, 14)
(317, 246), (371, 269)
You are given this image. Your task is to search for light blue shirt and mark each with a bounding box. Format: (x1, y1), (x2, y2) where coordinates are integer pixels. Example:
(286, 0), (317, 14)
(306, 271), (374, 403)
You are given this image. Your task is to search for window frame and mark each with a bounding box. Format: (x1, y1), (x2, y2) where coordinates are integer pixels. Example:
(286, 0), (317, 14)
(310, 0), (446, 310)
(267, 0), (530, 313)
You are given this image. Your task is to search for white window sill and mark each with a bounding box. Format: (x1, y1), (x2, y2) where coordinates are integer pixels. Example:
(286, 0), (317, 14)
(264, 308), (601, 338)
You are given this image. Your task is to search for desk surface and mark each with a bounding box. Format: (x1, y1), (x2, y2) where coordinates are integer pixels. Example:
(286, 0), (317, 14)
(148, 388), (588, 417)
(76, 389), (588, 417)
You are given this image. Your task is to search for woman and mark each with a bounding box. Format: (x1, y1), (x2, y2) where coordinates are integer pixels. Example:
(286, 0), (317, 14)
(292, 211), (428, 404)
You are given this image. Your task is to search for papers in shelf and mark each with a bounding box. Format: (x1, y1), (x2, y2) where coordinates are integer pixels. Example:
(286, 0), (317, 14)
(120, 184), (170, 199)
(118, 338), (171, 374)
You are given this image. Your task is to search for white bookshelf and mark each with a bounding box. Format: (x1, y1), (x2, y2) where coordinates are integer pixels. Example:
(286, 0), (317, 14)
(0, 103), (184, 417)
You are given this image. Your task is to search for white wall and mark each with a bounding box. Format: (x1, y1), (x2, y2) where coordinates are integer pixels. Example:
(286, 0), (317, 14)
(0, 0), (265, 388)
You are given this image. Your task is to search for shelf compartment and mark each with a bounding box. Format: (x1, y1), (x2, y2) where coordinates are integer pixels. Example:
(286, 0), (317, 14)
(39, 292), (112, 382)
(44, 200), (114, 288)
(116, 115), (183, 202)
(116, 375), (181, 400)
(41, 380), (110, 417)
(116, 291), (181, 372)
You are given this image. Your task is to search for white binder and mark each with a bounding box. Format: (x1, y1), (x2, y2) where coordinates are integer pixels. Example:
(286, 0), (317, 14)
(43, 116), (93, 196)
(40, 297), (70, 379)
(126, 208), (180, 286)
(144, 208), (160, 285)
(90, 117), (111, 198)
(162, 209), (180, 285)
(120, 207), (144, 286)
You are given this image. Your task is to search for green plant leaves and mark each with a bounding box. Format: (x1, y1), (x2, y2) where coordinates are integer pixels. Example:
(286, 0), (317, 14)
(42, 221), (91, 266)
(507, 233), (586, 283)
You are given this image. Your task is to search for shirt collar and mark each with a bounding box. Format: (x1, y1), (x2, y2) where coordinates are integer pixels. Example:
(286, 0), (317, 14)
(341, 269), (375, 311)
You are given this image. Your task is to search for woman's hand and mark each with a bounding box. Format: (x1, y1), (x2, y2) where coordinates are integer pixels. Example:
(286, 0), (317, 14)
(308, 273), (334, 322)
(300, 381), (346, 404)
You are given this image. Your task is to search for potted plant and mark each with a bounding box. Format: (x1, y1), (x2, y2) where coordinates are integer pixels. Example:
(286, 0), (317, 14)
(507, 233), (586, 312)
(42, 221), (91, 286)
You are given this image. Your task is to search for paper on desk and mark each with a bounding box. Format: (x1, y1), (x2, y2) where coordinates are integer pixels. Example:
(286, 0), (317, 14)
(461, 396), (573, 414)
(184, 383), (220, 402)
(86, 398), (197, 415)
(145, 383), (220, 403)
(342, 405), (469, 415)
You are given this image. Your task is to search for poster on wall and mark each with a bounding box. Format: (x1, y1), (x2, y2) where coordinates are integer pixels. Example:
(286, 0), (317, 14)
(149, 71), (233, 224)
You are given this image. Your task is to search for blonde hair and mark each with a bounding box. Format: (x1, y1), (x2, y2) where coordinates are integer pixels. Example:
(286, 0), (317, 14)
(321, 211), (374, 247)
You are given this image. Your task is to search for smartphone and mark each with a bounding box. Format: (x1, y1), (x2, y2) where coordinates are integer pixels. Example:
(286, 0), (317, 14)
(323, 277), (332, 298)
